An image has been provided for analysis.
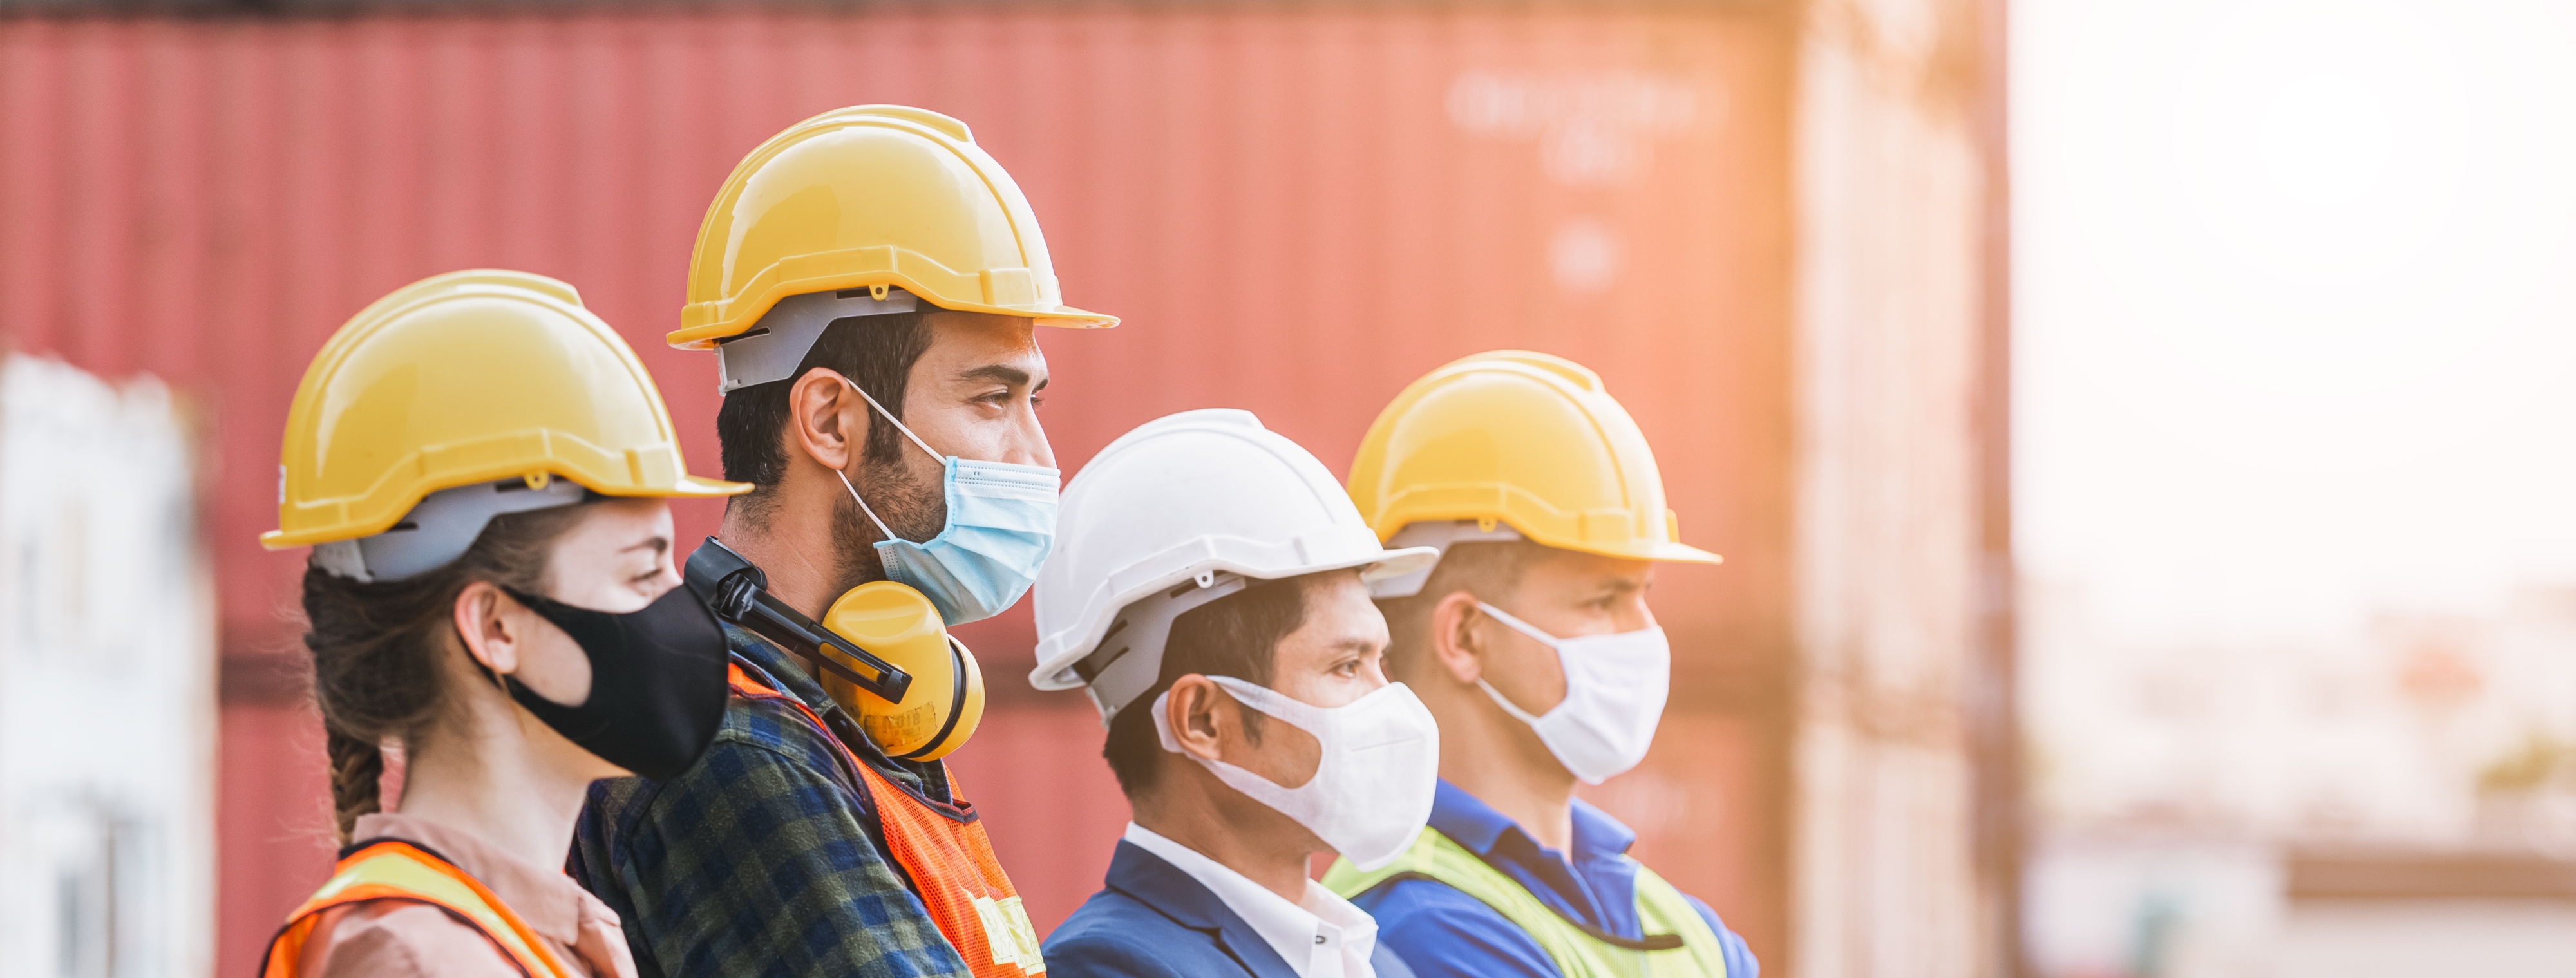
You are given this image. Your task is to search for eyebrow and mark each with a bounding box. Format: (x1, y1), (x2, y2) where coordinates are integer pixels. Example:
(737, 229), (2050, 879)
(959, 364), (1045, 392)
(624, 536), (671, 557)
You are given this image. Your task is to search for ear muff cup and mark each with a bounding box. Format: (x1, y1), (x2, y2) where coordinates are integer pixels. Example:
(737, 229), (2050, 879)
(820, 581), (987, 762)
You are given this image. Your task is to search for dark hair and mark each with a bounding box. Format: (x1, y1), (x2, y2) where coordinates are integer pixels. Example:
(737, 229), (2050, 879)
(1374, 540), (1542, 681)
(301, 503), (594, 844)
(1101, 572), (1331, 800)
(715, 312), (934, 527)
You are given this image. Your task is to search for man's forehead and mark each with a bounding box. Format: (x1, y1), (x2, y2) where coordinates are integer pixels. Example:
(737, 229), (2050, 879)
(918, 312), (1046, 375)
(1529, 546), (1653, 589)
(1294, 574), (1390, 645)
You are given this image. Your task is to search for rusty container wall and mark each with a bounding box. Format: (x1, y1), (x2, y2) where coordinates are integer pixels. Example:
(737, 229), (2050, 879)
(1790, 0), (2010, 975)
(0, 8), (1799, 977)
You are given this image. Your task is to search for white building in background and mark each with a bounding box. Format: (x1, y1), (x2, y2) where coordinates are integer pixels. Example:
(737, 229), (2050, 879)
(0, 355), (216, 978)
(2020, 577), (2576, 978)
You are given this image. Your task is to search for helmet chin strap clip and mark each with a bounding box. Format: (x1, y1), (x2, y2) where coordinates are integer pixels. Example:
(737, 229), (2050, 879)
(685, 536), (914, 704)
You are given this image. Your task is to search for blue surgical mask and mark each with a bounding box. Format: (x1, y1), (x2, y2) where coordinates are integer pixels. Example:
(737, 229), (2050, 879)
(835, 378), (1059, 625)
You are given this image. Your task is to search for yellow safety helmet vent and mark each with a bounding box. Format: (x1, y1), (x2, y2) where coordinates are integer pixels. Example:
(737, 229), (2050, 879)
(263, 270), (748, 562)
(670, 104), (1117, 352)
(1347, 350), (1719, 594)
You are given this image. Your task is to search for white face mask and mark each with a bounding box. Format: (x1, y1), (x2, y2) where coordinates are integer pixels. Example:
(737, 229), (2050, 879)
(1474, 601), (1670, 785)
(1153, 675), (1440, 870)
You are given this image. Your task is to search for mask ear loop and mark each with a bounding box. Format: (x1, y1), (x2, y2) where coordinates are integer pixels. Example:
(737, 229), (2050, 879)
(1471, 601), (1558, 725)
(1473, 600), (1564, 649)
(836, 469), (901, 544)
(831, 373), (936, 545)
(837, 375), (944, 462)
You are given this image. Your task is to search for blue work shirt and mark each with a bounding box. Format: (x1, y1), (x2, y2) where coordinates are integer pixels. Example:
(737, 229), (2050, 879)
(1349, 780), (1759, 978)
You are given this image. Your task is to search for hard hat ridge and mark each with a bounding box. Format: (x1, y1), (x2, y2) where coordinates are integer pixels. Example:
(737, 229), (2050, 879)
(1347, 350), (1719, 597)
(670, 104), (1116, 363)
(263, 269), (749, 574)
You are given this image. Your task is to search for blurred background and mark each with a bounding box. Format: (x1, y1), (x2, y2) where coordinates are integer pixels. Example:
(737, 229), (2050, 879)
(0, 0), (2561, 976)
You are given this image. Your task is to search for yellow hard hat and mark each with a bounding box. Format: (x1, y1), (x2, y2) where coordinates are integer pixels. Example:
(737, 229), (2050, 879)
(1347, 350), (1719, 594)
(263, 270), (747, 565)
(668, 104), (1116, 352)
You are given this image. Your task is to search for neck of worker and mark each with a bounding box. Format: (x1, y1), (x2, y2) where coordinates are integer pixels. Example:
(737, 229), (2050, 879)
(396, 695), (596, 874)
(718, 480), (866, 622)
(1133, 766), (1321, 904)
(1430, 676), (1581, 854)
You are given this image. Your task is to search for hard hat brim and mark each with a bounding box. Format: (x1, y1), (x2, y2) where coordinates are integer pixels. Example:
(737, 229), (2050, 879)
(670, 292), (1117, 350)
(1524, 536), (1725, 566)
(261, 473), (752, 550)
(606, 474), (757, 499)
(1365, 545), (1443, 583)
(1641, 540), (1725, 565)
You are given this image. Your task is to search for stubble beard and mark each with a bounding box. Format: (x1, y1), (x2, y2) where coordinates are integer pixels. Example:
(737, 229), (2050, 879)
(831, 455), (947, 595)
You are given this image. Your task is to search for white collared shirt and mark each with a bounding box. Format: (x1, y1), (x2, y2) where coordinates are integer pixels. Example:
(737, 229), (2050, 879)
(1122, 822), (1381, 978)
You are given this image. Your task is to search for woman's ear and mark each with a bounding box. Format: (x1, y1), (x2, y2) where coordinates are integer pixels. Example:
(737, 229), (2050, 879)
(1427, 590), (1488, 688)
(451, 581), (524, 678)
(788, 368), (869, 474)
(1164, 674), (1227, 762)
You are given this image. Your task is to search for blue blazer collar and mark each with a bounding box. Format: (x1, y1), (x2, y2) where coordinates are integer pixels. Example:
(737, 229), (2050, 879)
(1104, 840), (1301, 978)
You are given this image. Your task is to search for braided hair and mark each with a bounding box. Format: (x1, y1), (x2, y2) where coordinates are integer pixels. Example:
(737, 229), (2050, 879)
(299, 503), (592, 844)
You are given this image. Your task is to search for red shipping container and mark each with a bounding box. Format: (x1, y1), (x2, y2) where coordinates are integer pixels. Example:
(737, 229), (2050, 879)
(0, 8), (1797, 976)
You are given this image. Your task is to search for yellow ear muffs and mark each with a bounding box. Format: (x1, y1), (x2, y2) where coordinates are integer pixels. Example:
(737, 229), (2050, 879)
(820, 581), (986, 762)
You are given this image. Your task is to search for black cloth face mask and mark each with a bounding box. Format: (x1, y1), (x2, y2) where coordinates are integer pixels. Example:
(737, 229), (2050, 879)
(497, 584), (731, 782)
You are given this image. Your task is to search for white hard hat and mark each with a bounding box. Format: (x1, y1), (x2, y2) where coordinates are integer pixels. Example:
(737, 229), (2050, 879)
(1030, 409), (1438, 723)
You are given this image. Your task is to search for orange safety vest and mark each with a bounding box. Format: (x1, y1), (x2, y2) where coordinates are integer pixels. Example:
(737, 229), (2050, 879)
(261, 839), (573, 978)
(728, 664), (1046, 975)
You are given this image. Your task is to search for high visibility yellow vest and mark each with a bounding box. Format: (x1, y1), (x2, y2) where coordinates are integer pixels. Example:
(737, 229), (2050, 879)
(262, 839), (572, 977)
(1325, 829), (1729, 978)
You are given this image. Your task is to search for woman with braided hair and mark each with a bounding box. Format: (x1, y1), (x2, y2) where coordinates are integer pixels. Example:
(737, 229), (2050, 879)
(258, 271), (749, 977)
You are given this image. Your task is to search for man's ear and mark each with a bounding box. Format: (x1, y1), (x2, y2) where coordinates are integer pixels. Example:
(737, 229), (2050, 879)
(786, 368), (869, 474)
(452, 581), (524, 678)
(1426, 591), (1488, 688)
(1164, 674), (1229, 762)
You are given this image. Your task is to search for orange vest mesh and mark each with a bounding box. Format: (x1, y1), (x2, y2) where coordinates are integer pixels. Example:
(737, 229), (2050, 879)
(261, 840), (571, 978)
(729, 665), (1045, 975)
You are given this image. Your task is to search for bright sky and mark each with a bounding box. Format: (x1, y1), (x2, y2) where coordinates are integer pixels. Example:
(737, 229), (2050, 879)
(2014, 0), (2576, 644)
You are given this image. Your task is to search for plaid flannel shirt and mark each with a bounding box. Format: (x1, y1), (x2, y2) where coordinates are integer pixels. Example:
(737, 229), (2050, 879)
(571, 625), (974, 978)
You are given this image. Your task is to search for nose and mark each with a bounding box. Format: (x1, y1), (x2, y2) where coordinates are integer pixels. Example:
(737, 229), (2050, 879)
(1008, 404), (1057, 469)
(1618, 594), (1658, 633)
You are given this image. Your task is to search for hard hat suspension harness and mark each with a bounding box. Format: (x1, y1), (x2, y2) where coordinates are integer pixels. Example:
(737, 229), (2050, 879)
(311, 475), (591, 583)
(712, 288), (919, 394)
(1368, 518), (1526, 599)
(685, 536), (913, 704)
(1072, 569), (1255, 725)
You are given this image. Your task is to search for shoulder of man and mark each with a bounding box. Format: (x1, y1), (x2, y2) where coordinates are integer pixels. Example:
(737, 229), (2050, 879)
(1351, 876), (1563, 978)
(1041, 889), (1211, 978)
(570, 693), (964, 978)
(574, 690), (883, 878)
(1678, 892), (1759, 978)
(1371, 941), (1419, 978)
